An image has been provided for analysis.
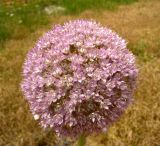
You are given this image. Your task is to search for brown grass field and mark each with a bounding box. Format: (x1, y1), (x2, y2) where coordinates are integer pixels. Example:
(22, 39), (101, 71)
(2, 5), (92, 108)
(0, 0), (160, 145)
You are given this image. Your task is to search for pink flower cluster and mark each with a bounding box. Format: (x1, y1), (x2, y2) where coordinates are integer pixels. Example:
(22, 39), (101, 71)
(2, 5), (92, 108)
(21, 20), (138, 137)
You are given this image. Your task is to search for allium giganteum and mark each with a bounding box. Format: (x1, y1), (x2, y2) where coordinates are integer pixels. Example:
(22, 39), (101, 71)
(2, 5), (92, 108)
(21, 20), (138, 137)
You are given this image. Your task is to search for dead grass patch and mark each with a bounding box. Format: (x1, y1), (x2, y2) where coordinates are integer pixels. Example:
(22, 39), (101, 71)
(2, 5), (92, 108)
(0, 0), (160, 146)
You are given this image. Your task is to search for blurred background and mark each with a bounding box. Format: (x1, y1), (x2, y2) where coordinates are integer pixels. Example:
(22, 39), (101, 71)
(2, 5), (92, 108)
(0, 0), (160, 145)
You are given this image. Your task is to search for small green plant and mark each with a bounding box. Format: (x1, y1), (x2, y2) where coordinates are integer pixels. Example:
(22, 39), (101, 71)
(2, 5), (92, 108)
(0, 1), (55, 49)
(131, 39), (153, 62)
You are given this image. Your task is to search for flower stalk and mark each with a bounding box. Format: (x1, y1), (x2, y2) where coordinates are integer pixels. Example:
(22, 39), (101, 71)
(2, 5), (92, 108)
(78, 135), (86, 146)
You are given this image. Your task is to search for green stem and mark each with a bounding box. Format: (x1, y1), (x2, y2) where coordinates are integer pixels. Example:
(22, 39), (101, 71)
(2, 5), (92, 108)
(77, 135), (86, 146)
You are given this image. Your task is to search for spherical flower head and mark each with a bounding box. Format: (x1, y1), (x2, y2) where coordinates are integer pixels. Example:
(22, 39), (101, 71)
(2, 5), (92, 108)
(21, 20), (138, 138)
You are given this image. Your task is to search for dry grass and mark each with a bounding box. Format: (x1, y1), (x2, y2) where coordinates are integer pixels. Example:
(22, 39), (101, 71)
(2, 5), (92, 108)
(0, 0), (160, 146)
